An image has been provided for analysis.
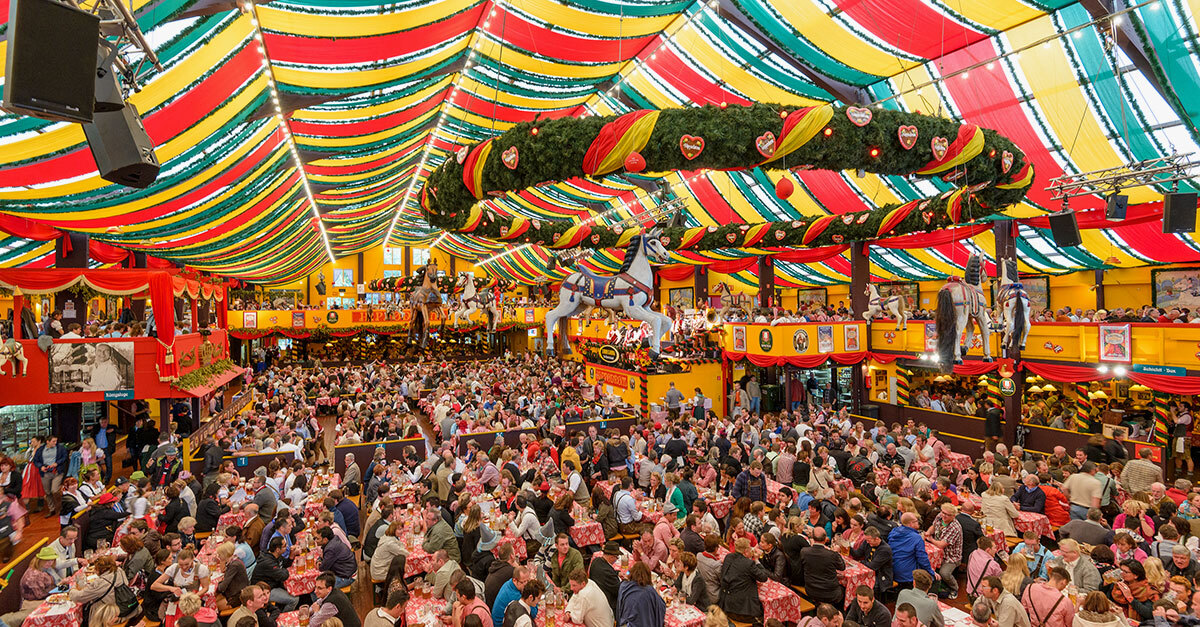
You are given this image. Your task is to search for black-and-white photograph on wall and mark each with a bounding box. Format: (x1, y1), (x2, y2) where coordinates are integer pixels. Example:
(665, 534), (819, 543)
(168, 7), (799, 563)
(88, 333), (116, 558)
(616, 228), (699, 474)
(48, 342), (135, 393)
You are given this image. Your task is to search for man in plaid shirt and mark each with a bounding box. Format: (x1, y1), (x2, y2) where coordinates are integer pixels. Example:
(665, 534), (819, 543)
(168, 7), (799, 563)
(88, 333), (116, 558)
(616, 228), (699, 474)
(925, 502), (963, 599)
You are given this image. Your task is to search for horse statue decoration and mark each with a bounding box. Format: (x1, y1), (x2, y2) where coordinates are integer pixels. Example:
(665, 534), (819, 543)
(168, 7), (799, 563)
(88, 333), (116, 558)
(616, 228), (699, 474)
(863, 284), (909, 330)
(408, 258), (446, 346)
(0, 337), (28, 377)
(451, 274), (501, 332)
(935, 253), (993, 368)
(996, 258), (1031, 354)
(545, 228), (673, 356)
(713, 282), (751, 322)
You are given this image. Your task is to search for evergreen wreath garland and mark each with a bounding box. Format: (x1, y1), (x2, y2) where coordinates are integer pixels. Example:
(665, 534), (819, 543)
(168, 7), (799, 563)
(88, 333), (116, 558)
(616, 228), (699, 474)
(420, 103), (1035, 251)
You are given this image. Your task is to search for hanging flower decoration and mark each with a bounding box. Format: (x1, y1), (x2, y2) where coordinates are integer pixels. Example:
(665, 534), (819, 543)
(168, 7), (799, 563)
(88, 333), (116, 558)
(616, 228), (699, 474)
(420, 103), (1034, 251)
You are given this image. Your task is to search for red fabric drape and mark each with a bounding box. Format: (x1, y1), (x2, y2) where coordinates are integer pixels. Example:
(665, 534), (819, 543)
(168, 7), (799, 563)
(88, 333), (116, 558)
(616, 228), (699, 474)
(949, 359), (1003, 375)
(0, 214), (63, 241)
(770, 245), (851, 263)
(705, 258), (759, 274)
(0, 269), (177, 379)
(874, 223), (992, 249)
(723, 350), (866, 368)
(88, 240), (131, 264)
(1128, 372), (1200, 395)
(1021, 204), (1163, 230)
(657, 265), (695, 282)
(867, 352), (904, 364)
(145, 256), (176, 269)
(1020, 360), (1200, 394)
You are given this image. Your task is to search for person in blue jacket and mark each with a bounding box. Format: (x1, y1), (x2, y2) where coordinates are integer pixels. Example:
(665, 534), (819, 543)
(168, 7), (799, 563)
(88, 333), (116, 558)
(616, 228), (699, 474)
(1011, 530), (1055, 580)
(888, 512), (934, 586)
(1012, 475), (1047, 513)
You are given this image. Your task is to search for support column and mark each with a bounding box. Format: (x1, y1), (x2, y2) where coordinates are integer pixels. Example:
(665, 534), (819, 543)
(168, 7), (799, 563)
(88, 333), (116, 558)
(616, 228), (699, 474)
(757, 257), (775, 309)
(850, 244), (870, 413)
(1074, 382), (1093, 432)
(190, 297), (199, 332)
(993, 221), (1023, 447)
(55, 233), (89, 328)
(1095, 269), (1106, 311)
(694, 266), (708, 308)
(896, 368), (911, 406)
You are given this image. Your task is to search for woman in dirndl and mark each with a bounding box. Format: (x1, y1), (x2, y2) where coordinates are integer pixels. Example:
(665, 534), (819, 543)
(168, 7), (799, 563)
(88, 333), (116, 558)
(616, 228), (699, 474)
(20, 438), (44, 513)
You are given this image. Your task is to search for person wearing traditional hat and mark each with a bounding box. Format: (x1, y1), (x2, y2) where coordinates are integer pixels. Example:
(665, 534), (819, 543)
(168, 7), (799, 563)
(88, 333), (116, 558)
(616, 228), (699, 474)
(85, 491), (128, 551)
(148, 444), (181, 487)
(0, 546), (59, 626)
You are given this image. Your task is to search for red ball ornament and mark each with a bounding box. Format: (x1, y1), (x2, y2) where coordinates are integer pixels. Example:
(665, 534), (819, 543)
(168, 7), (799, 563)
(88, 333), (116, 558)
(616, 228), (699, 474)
(775, 177), (794, 200)
(624, 151), (646, 172)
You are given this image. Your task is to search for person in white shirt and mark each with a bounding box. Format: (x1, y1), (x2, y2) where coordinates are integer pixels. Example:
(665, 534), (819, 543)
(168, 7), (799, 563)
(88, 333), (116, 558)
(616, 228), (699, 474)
(566, 569), (614, 627)
(364, 589), (406, 627)
(59, 324), (82, 339)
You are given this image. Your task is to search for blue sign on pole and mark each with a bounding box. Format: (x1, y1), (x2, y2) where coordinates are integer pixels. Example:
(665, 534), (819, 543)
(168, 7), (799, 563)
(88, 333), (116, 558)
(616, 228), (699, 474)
(236, 456), (248, 467)
(1131, 364), (1186, 377)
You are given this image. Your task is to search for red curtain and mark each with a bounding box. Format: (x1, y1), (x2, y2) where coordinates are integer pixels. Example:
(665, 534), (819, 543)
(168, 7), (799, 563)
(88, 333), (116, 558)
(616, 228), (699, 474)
(1022, 204), (1162, 230)
(1021, 359), (1200, 395)
(724, 350), (866, 368)
(706, 258), (759, 274)
(657, 265), (695, 282)
(771, 245), (850, 263)
(949, 360), (1003, 376)
(0, 214), (62, 241)
(88, 240), (131, 264)
(1128, 372), (1200, 395)
(874, 223), (992, 249)
(145, 256), (176, 269)
(867, 352), (903, 364)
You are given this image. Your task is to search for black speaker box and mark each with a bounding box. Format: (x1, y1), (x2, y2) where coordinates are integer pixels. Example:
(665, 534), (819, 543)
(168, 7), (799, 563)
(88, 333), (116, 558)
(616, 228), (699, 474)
(82, 104), (160, 189)
(94, 51), (125, 113)
(1164, 192), (1198, 234)
(2, 0), (99, 123)
(1105, 194), (1128, 221)
(1048, 211), (1081, 247)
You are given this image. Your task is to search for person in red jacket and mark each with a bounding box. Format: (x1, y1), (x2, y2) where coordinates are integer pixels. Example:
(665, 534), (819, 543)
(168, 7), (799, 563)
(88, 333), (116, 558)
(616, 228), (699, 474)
(1039, 473), (1071, 528)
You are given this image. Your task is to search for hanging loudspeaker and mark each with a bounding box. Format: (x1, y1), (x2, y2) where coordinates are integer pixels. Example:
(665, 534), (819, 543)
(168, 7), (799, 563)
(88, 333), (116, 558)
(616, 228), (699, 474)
(1105, 193), (1128, 221)
(1047, 211), (1081, 248)
(1163, 192), (1198, 234)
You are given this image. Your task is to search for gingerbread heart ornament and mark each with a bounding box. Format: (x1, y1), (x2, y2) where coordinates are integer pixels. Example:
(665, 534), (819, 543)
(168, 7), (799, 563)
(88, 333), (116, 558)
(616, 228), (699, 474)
(456, 146), (469, 164)
(930, 137), (949, 161)
(679, 135), (705, 160)
(841, 215), (855, 225)
(756, 132), (777, 158)
(831, 234), (845, 243)
(921, 211), (935, 224)
(846, 106), (873, 127)
(725, 232), (738, 244)
(897, 125), (918, 150)
(1001, 151), (1014, 173)
(501, 146), (519, 169)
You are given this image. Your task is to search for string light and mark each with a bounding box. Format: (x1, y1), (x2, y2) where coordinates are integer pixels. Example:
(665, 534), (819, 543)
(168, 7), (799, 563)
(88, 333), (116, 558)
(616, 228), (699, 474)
(240, 1), (334, 264)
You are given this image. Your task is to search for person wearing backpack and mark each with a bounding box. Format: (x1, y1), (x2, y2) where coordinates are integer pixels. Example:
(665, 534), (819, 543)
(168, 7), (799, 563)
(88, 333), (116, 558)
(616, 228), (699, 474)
(68, 554), (136, 626)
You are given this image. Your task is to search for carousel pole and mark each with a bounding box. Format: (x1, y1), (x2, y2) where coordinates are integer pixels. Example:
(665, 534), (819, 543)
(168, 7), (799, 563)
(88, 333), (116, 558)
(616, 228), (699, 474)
(1074, 383), (1092, 432)
(895, 368), (911, 406)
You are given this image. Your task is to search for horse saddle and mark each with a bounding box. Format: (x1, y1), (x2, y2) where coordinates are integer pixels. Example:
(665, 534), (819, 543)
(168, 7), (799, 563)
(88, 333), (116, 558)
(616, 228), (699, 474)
(576, 267), (621, 301)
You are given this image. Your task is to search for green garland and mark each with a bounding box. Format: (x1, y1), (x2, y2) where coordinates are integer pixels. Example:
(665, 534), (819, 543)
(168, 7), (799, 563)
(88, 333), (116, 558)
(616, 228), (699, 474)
(172, 358), (239, 391)
(421, 103), (1034, 250)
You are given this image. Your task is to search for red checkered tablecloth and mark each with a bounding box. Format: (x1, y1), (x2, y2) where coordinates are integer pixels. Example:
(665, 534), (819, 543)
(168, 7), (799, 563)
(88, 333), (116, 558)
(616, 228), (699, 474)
(405, 545), (436, 577)
(665, 604), (707, 627)
(838, 558), (875, 609)
(706, 497), (734, 520)
(945, 452), (973, 471)
(217, 511), (246, 529)
(496, 531), (528, 561)
(1015, 511), (1053, 538)
(987, 527), (1007, 547)
(594, 481), (614, 499)
(286, 548), (323, 596)
(925, 541), (944, 571)
(767, 479), (784, 505)
(276, 610), (304, 627)
(404, 592), (447, 625)
(759, 578), (806, 624)
(569, 521), (606, 547)
(22, 600), (82, 627)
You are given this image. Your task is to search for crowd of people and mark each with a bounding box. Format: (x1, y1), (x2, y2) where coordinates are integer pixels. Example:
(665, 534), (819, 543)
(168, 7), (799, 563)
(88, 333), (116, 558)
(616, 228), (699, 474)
(7, 349), (1200, 627)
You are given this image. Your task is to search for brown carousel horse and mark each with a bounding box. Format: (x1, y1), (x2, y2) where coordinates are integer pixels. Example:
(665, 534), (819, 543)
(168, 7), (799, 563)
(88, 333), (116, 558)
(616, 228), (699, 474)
(408, 259), (447, 346)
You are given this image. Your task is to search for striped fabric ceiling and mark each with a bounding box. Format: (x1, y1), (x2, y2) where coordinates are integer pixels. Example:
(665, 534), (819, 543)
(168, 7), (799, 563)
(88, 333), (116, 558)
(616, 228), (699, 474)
(0, 0), (1199, 285)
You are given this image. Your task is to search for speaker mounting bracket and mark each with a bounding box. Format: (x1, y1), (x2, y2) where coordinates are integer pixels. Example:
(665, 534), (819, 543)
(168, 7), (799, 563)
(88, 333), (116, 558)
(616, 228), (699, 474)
(68, 0), (164, 93)
(1045, 152), (1197, 200)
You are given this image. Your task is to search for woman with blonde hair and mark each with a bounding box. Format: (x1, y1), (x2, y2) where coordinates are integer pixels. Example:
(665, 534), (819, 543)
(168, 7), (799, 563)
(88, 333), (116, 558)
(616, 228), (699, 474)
(178, 592), (220, 627)
(1000, 553), (1033, 598)
(1143, 557), (1169, 595)
(981, 481), (1021, 537)
(704, 604), (732, 627)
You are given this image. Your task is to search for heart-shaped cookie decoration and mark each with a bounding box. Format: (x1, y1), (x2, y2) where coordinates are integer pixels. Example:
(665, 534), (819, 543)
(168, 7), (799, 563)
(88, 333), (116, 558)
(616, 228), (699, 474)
(841, 215), (855, 225)
(856, 213), (870, 224)
(738, 224), (749, 231)
(499, 226), (509, 237)
(919, 200), (931, 211)
(659, 236), (671, 247)
(921, 211), (935, 224)
(846, 106), (873, 127)
(832, 234), (845, 243)
(791, 220), (803, 228)
(1002, 151), (1014, 173)
(501, 146), (519, 169)
(707, 226), (717, 233)
(931, 137), (949, 161)
(774, 230), (786, 241)
(897, 125), (918, 150)
(679, 135), (705, 160)
(456, 146), (469, 164)
(613, 225), (624, 235)
(756, 131), (777, 158)
(942, 169), (965, 183)
(590, 234), (601, 244)
(725, 232), (738, 244)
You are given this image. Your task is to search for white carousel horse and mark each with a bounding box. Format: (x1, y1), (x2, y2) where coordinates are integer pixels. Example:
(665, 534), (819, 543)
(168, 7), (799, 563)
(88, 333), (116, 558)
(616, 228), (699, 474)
(935, 253), (993, 367)
(713, 282), (751, 322)
(996, 258), (1031, 353)
(863, 284), (909, 330)
(545, 229), (673, 356)
(451, 274), (501, 331)
(0, 337), (28, 377)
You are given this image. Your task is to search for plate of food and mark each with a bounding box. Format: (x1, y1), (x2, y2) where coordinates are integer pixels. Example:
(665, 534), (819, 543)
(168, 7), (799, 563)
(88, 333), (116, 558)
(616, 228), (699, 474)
(46, 593), (70, 604)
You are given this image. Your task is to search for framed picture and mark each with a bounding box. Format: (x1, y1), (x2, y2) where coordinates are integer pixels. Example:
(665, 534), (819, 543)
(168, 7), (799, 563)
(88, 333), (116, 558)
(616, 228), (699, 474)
(792, 329), (810, 353)
(796, 288), (827, 308)
(48, 342), (135, 393)
(1113, 380), (1131, 400)
(242, 312), (257, 329)
(991, 274), (1050, 311)
(1153, 267), (1200, 309)
(923, 322), (938, 352)
(757, 328), (774, 352)
(877, 281), (920, 309)
(1098, 323), (1132, 363)
(817, 325), (834, 353)
(844, 325), (861, 352)
(332, 269), (354, 287)
(732, 326), (747, 352)
(669, 287), (695, 310)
